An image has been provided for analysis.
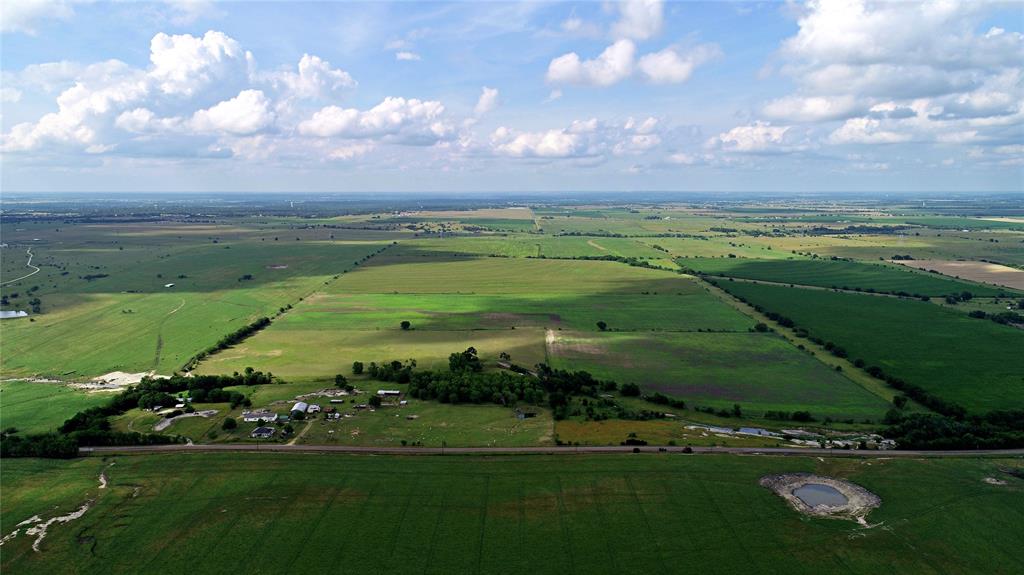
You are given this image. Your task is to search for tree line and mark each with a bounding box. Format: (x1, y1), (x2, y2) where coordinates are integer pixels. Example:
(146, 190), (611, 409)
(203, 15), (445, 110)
(1, 368), (277, 458)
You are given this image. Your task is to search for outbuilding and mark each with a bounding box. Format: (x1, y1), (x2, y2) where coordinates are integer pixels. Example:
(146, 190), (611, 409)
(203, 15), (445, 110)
(241, 410), (278, 423)
(290, 401), (309, 418)
(250, 426), (275, 439)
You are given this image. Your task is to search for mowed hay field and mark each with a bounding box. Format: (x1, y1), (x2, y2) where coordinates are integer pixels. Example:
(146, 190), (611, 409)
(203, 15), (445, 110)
(197, 256), (754, 378)
(683, 257), (1013, 296)
(547, 331), (889, 420)
(1, 237), (391, 377)
(720, 282), (1024, 413)
(3, 453), (1023, 575)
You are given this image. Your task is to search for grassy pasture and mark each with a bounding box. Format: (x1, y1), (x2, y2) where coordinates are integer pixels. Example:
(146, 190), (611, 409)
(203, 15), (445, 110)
(327, 255), (693, 294)
(1, 239), (389, 377)
(683, 257), (1011, 296)
(720, 282), (1024, 413)
(0, 381), (112, 435)
(2, 453), (1023, 574)
(195, 256), (753, 379)
(547, 330), (889, 420)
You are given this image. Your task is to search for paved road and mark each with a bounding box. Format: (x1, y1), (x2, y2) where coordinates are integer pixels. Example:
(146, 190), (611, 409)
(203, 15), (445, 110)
(79, 443), (1024, 458)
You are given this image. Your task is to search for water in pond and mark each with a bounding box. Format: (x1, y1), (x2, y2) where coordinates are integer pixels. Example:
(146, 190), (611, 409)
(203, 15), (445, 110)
(793, 484), (848, 507)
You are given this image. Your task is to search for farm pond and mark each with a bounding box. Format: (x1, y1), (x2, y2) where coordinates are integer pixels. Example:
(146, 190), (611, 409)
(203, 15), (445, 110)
(792, 483), (849, 507)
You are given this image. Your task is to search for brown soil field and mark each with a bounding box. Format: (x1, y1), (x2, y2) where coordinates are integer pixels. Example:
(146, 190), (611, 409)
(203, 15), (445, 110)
(891, 260), (1024, 290)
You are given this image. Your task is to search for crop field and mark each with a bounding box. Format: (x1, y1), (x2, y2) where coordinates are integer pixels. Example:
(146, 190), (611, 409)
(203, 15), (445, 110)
(3, 453), (1023, 574)
(0, 381), (113, 435)
(547, 330), (890, 420)
(682, 257), (1012, 296)
(1, 234), (392, 377)
(719, 282), (1024, 413)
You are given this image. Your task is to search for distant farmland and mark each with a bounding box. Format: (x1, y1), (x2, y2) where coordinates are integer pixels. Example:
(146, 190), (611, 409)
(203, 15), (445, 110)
(719, 282), (1024, 413)
(683, 257), (1013, 296)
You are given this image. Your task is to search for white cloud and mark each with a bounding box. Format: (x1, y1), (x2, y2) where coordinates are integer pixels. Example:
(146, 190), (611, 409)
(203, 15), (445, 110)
(612, 0), (663, 41)
(474, 87), (499, 116)
(713, 121), (794, 153)
(267, 54), (355, 100)
(762, 95), (863, 122)
(328, 142), (375, 160)
(395, 51), (422, 61)
(491, 126), (581, 158)
(298, 97), (451, 144)
(149, 30), (247, 97)
(0, 0), (74, 35)
(163, 0), (223, 26)
(0, 87), (23, 103)
(2, 60), (148, 152)
(547, 39), (636, 87)
(190, 89), (274, 135)
(829, 117), (911, 144)
(637, 44), (720, 84)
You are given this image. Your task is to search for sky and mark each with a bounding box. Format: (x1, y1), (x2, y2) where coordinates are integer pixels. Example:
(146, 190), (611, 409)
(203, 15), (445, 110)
(1, 0), (1022, 194)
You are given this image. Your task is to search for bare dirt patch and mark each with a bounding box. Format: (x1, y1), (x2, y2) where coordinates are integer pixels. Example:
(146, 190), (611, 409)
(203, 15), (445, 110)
(153, 409), (218, 432)
(891, 259), (1024, 290)
(760, 473), (881, 525)
(73, 371), (169, 391)
(983, 477), (1008, 485)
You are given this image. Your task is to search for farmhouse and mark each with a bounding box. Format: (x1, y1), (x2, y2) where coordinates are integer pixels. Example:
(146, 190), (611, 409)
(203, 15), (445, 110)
(250, 426), (276, 439)
(241, 410), (278, 423)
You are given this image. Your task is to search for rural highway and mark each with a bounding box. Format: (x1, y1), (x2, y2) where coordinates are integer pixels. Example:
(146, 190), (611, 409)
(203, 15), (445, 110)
(79, 443), (1024, 458)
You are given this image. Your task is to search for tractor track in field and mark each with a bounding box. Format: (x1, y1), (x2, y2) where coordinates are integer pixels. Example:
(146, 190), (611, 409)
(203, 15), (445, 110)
(152, 298), (186, 369)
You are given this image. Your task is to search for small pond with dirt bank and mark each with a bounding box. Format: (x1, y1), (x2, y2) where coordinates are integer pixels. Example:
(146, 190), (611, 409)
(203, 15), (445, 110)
(760, 473), (880, 524)
(793, 483), (849, 507)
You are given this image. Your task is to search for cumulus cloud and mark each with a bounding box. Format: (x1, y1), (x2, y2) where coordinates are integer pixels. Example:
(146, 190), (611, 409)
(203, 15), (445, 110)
(829, 117), (912, 144)
(612, 0), (663, 41)
(751, 0), (1024, 152)
(637, 44), (720, 84)
(711, 121), (799, 153)
(762, 95), (863, 122)
(474, 87), (499, 116)
(547, 39), (636, 87)
(268, 54), (355, 100)
(298, 97), (452, 144)
(190, 89), (274, 135)
(489, 116), (664, 160)
(490, 126), (581, 158)
(548, 40), (718, 87)
(395, 51), (421, 61)
(149, 30), (248, 97)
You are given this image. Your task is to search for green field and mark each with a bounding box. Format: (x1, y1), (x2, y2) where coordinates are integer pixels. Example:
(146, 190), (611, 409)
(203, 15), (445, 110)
(1, 238), (391, 377)
(0, 381), (112, 435)
(547, 330), (890, 420)
(719, 282), (1024, 413)
(684, 257), (1012, 296)
(2, 453), (1023, 574)
(197, 256), (754, 379)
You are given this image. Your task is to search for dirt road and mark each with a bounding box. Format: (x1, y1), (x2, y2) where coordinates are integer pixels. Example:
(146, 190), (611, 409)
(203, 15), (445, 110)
(1, 247), (41, 287)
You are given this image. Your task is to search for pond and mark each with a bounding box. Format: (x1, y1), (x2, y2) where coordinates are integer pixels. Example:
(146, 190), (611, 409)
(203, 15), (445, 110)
(793, 483), (848, 507)
(0, 310), (28, 319)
